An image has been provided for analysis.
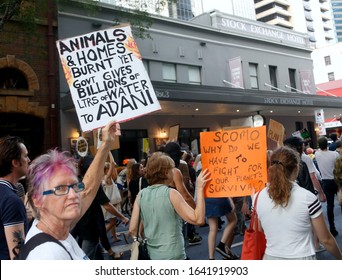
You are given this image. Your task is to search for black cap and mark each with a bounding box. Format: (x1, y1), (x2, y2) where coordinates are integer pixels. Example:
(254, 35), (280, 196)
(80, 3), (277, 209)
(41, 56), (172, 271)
(164, 142), (182, 157)
(283, 136), (304, 148)
(330, 133), (337, 141)
(164, 142), (182, 167)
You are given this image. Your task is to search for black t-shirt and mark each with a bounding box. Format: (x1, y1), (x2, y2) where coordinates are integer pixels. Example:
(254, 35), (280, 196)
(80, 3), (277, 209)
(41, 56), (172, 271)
(72, 186), (110, 243)
(297, 160), (316, 194)
(129, 177), (148, 206)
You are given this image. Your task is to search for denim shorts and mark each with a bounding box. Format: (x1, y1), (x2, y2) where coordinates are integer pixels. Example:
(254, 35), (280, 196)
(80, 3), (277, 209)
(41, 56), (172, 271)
(205, 198), (232, 217)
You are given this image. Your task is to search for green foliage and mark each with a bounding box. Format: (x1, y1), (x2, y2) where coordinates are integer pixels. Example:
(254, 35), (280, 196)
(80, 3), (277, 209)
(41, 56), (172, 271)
(0, 0), (22, 31)
(0, 0), (46, 32)
(112, 8), (154, 39)
(334, 156), (342, 187)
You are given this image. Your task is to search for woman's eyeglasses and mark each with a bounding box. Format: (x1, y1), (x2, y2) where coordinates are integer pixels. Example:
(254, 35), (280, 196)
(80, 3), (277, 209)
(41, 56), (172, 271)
(43, 182), (85, 196)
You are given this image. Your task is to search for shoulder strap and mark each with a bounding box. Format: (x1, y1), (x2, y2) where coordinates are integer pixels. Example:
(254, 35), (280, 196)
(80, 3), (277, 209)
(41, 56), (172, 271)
(249, 191), (262, 231)
(253, 190), (261, 209)
(135, 189), (146, 237)
(139, 177), (142, 191)
(14, 232), (73, 260)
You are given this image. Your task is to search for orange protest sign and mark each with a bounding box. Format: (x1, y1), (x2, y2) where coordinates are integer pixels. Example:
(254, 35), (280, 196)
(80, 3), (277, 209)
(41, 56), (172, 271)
(200, 126), (267, 198)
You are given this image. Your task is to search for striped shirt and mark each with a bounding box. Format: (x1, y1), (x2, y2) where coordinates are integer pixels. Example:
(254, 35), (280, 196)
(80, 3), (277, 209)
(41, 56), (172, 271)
(257, 182), (322, 258)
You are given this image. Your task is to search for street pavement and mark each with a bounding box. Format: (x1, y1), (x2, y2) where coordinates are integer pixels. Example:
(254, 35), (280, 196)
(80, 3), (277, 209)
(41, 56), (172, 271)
(110, 197), (342, 260)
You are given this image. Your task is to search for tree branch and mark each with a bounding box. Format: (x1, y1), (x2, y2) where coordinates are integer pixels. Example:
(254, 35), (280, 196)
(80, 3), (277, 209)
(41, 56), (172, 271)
(0, 0), (22, 31)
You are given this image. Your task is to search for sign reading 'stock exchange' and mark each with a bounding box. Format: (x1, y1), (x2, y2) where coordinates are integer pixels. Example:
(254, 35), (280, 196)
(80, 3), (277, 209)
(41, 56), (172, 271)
(56, 24), (161, 131)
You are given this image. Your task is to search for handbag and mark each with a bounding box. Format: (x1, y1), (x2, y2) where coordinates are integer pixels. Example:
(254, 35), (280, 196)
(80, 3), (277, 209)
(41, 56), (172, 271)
(130, 235), (150, 260)
(103, 179), (122, 205)
(130, 232), (150, 261)
(241, 191), (266, 260)
(130, 190), (150, 260)
(111, 183), (122, 205)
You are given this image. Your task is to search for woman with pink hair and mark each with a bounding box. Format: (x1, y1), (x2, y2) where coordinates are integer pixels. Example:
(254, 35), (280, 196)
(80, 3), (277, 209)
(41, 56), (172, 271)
(22, 121), (119, 259)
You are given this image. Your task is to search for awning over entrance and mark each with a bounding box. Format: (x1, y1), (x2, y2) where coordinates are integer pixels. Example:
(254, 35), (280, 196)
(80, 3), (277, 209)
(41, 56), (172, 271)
(316, 79), (342, 97)
(324, 117), (342, 129)
(60, 81), (342, 119)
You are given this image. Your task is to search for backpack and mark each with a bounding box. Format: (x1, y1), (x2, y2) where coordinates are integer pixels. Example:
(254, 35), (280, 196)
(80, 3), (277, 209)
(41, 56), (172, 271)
(297, 160), (316, 194)
(333, 156), (342, 187)
(13, 232), (73, 260)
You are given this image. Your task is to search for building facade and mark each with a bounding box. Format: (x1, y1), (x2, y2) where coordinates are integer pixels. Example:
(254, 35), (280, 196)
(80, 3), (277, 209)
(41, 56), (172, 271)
(254, 0), (336, 47)
(0, 2), (59, 159)
(57, 2), (342, 162)
(312, 42), (342, 84)
(332, 0), (342, 42)
(2, 1), (342, 163)
(196, 0), (257, 20)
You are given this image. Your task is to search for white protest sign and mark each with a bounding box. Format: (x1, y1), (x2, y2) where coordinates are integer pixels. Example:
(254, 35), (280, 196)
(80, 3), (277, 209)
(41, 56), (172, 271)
(56, 25), (161, 131)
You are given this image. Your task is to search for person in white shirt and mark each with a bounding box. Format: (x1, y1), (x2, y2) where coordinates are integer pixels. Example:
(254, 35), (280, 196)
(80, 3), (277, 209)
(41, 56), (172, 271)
(257, 146), (342, 260)
(315, 136), (340, 237)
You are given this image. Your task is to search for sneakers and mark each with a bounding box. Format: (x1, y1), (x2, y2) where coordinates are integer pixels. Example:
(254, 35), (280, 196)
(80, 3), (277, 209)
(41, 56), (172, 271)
(222, 251), (240, 260)
(215, 244), (239, 260)
(188, 235), (202, 246)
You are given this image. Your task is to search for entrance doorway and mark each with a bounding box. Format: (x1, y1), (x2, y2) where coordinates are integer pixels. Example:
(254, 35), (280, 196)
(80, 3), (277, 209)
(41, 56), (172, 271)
(118, 129), (148, 164)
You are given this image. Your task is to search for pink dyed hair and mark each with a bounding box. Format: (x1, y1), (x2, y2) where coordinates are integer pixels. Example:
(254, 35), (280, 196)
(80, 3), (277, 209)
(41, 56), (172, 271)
(26, 149), (78, 214)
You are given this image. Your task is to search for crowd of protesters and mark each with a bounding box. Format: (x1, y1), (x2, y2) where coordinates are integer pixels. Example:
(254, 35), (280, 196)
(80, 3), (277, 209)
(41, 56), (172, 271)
(1, 125), (341, 260)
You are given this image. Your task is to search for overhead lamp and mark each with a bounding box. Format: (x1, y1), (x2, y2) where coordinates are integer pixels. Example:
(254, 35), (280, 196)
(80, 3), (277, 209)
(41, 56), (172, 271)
(71, 128), (81, 138)
(159, 128), (167, 138)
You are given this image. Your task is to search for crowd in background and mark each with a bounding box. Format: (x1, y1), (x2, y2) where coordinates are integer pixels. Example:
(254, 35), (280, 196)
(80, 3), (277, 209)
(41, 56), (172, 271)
(1, 124), (341, 260)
